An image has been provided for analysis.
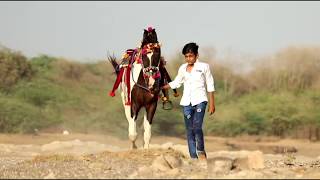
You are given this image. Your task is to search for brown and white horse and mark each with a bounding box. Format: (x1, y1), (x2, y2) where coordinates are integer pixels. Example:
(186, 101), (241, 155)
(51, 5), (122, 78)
(108, 27), (163, 149)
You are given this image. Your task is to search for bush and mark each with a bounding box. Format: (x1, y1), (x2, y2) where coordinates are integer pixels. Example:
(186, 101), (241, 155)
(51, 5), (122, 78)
(248, 46), (320, 92)
(208, 120), (246, 137)
(243, 112), (266, 135)
(30, 55), (57, 75)
(0, 47), (33, 91)
(0, 96), (61, 133)
(53, 59), (86, 81)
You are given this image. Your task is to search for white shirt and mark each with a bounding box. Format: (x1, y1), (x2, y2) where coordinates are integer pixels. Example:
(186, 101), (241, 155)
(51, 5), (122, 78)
(169, 60), (215, 106)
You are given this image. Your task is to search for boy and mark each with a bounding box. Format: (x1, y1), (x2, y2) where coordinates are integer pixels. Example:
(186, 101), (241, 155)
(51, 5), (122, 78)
(162, 42), (215, 159)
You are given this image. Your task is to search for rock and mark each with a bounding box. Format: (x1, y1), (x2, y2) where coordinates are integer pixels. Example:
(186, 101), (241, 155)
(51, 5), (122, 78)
(163, 154), (182, 168)
(207, 156), (234, 176)
(161, 142), (174, 149)
(63, 130), (70, 135)
(151, 155), (172, 171)
(169, 144), (189, 158)
(208, 150), (265, 170)
(233, 151), (265, 170)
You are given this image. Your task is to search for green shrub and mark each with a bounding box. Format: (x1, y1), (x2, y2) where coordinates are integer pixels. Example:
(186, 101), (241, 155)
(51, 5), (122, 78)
(0, 47), (33, 91)
(0, 97), (61, 133)
(243, 112), (266, 135)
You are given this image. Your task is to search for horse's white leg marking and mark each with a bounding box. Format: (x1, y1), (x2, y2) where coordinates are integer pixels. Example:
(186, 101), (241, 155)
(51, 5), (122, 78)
(143, 112), (152, 149)
(121, 81), (137, 149)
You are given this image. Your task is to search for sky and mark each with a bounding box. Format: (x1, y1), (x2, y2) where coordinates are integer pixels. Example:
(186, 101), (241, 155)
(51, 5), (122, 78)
(0, 1), (320, 62)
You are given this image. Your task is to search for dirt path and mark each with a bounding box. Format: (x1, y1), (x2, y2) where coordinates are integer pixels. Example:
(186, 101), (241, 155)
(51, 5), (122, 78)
(0, 133), (320, 178)
(1, 133), (320, 156)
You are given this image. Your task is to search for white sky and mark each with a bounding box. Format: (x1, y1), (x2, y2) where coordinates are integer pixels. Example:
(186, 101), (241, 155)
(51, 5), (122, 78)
(0, 1), (320, 62)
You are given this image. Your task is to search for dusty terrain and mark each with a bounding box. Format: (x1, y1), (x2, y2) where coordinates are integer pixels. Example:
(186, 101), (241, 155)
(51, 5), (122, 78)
(0, 133), (320, 179)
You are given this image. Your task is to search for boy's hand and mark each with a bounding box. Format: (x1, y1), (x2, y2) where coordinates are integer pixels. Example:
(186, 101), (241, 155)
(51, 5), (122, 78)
(207, 92), (215, 115)
(208, 104), (215, 115)
(161, 84), (171, 90)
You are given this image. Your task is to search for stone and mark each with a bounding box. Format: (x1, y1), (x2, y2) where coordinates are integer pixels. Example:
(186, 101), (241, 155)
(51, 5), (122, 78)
(209, 150), (265, 170)
(207, 156), (234, 176)
(160, 142), (174, 149)
(163, 154), (183, 169)
(169, 144), (189, 158)
(233, 151), (265, 170)
(151, 155), (171, 171)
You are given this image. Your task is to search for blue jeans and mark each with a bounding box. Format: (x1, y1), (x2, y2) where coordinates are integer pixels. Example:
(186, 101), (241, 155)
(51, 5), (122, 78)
(183, 101), (207, 158)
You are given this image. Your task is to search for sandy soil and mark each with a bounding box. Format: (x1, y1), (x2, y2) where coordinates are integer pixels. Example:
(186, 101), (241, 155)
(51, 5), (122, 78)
(0, 133), (319, 179)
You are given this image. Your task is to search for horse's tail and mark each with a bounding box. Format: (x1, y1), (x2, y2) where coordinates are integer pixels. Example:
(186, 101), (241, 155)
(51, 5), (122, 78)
(107, 55), (120, 75)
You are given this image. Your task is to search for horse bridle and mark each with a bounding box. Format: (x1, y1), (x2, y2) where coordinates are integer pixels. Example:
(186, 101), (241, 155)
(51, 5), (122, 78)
(130, 47), (161, 94)
(129, 46), (173, 110)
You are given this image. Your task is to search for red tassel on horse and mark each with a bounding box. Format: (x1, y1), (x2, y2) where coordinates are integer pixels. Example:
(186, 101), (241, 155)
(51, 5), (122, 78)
(109, 67), (125, 97)
(125, 65), (131, 105)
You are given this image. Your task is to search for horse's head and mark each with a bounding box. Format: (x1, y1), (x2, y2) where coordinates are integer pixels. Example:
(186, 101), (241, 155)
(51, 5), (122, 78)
(139, 27), (161, 94)
(141, 27), (158, 47)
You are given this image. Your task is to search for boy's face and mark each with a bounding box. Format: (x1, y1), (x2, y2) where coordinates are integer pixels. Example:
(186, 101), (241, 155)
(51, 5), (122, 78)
(184, 52), (198, 65)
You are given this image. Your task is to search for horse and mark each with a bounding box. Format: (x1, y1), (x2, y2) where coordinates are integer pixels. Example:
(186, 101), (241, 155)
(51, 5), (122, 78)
(108, 27), (168, 149)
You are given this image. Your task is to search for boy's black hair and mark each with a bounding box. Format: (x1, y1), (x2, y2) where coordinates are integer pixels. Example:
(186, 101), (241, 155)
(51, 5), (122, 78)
(182, 42), (199, 55)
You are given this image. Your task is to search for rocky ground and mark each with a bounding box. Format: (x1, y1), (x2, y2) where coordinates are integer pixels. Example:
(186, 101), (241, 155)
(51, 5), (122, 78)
(0, 133), (320, 179)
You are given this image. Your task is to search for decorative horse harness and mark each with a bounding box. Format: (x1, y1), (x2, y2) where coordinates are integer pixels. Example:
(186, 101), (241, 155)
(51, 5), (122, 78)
(127, 43), (161, 92)
(109, 43), (162, 106)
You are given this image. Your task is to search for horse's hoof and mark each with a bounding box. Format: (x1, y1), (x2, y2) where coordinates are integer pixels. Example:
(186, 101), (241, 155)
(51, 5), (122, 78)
(131, 143), (137, 150)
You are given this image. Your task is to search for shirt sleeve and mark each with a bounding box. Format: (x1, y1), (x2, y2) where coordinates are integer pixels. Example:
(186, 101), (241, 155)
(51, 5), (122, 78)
(168, 65), (184, 89)
(205, 64), (215, 92)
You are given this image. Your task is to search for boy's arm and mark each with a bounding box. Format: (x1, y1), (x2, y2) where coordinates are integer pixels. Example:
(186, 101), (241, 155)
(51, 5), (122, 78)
(162, 66), (184, 90)
(208, 91), (215, 115)
(205, 64), (215, 115)
(162, 84), (171, 90)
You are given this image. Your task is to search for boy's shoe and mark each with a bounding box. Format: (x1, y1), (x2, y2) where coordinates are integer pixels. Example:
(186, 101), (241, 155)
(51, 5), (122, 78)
(198, 152), (207, 160)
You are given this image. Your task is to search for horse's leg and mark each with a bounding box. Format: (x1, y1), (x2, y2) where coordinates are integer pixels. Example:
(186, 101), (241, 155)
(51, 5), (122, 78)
(143, 112), (151, 149)
(121, 90), (137, 149)
(143, 102), (157, 149)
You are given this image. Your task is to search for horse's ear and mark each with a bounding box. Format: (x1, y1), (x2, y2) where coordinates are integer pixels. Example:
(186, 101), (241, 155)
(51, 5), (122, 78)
(144, 29), (148, 33)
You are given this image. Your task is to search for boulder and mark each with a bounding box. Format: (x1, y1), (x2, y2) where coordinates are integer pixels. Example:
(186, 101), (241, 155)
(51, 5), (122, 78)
(163, 154), (183, 169)
(233, 151), (265, 170)
(207, 156), (234, 176)
(151, 155), (172, 171)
